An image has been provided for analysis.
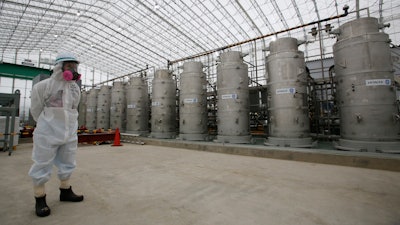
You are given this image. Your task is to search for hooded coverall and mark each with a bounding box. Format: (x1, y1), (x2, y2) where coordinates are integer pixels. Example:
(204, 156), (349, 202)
(28, 63), (81, 186)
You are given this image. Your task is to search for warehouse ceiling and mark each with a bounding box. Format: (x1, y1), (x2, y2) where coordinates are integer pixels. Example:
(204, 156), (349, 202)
(1, 0), (400, 79)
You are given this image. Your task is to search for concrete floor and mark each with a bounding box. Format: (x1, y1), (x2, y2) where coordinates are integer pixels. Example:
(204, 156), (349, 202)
(1, 142), (400, 225)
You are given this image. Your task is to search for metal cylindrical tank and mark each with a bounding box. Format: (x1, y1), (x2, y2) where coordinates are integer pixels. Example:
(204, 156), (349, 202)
(85, 88), (99, 130)
(78, 90), (87, 128)
(264, 37), (313, 147)
(96, 85), (111, 130)
(215, 51), (251, 143)
(110, 81), (127, 132)
(178, 61), (208, 141)
(333, 17), (400, 152)
(150, 69), (176, 139)
(126, 76), (149, 136)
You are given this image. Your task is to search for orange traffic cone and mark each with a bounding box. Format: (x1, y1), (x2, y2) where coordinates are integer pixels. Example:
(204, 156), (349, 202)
(111, 128), (123, 147)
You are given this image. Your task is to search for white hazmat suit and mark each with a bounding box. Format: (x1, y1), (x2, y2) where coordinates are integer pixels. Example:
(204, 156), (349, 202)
(29, 63), (81, 186)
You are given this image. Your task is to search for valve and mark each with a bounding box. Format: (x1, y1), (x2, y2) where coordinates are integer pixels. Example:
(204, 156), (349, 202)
(325, 24), (332, 33)
(343, 5), (349, 16)
(355, 113), (362, 122)
(394, 113), (400, 121)
(310, 27), (318, 37)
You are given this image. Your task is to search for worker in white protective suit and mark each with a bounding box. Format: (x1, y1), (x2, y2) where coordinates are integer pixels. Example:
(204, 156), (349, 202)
(29, 52), (83, 217)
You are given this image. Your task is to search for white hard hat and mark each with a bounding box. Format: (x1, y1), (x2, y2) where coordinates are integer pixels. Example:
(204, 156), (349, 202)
(55, 52), (79, 65)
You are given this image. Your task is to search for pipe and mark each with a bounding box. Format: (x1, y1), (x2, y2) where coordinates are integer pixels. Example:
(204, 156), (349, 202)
(94, 65), (152, 86)
(168, 5), (350, 65)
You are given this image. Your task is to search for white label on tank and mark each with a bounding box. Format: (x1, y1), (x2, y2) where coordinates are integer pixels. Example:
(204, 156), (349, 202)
(221, 94), (237, 99)
(184, 98), (198, 103)
(276, 88), (296, 94)
(152, 101), (160, 106)
(365, 79), (391, 86)
(127, 104), (136, 109)
(87, 108), (93, 112)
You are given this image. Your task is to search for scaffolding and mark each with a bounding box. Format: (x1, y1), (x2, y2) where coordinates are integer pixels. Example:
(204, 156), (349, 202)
(0, 90), (20, 156)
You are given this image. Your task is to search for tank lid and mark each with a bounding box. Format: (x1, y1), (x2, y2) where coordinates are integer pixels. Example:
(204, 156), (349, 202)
(269, 37), (299, 53)
(182, 61), (204, 73)
(336, 17), (380, 40)
(154, 69), (172, 79)
(218, 51), (244, 63)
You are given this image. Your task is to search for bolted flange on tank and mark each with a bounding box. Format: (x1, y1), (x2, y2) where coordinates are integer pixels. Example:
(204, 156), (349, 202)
(215, 51), (252, 144)
(149, 69), (177, 139)
(331, 17), (400, 153)
(178, 61), (208, 141)
(264, 37), (315, 148)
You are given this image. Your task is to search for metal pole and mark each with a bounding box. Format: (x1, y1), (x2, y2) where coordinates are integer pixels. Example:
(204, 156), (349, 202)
(356, 0), (360, 19)
(92, 68), (95, 87)
(254, 40), (258, 87)
(38, 50), (41, 68)
(317, 22), (327, 135)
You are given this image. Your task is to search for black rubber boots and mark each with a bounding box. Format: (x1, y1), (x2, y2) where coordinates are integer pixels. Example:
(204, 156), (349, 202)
(59, 186), (84, 202)
(34, 186), (83, 217)
(35, 195), (51, 217)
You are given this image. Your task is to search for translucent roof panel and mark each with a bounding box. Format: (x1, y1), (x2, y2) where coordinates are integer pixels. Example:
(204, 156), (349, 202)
(1, 0), (399, 84)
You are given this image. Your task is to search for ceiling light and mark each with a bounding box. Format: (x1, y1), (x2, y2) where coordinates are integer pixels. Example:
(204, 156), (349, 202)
(76, 11), (81, 16)
(54, 34), (58, 38)
(154, 3), (160, 10)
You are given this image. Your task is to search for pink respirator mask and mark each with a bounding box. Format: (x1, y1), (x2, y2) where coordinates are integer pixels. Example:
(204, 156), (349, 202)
(63, 69), (81, 81)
